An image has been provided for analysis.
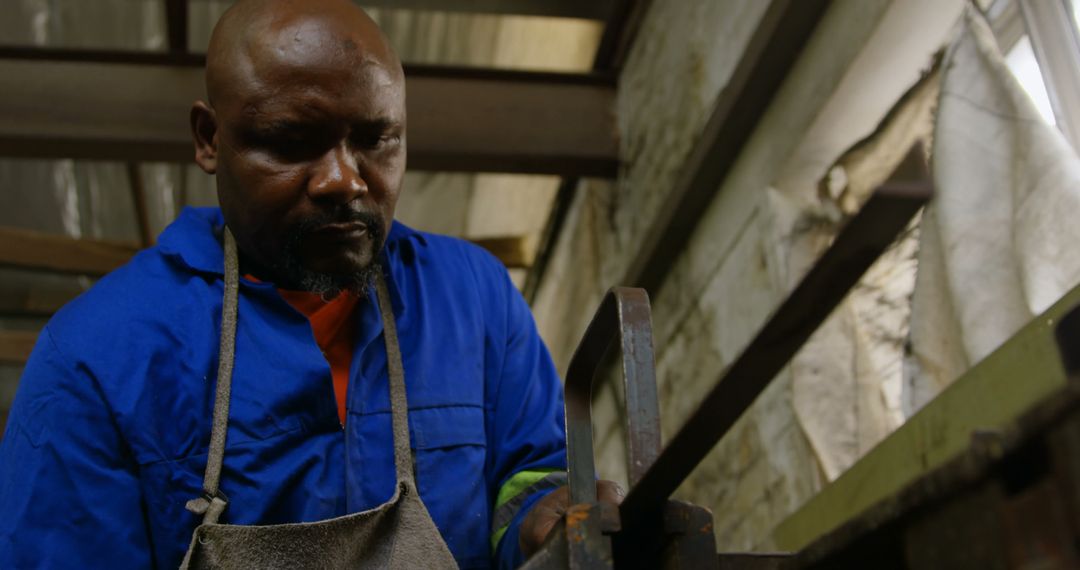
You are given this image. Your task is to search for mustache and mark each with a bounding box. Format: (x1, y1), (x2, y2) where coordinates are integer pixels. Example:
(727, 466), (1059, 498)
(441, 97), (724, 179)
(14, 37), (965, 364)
(293, 207), (385, 241)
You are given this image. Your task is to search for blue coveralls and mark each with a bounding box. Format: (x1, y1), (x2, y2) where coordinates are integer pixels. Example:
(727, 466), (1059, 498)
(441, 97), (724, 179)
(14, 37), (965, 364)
(0, 208), (567, 569)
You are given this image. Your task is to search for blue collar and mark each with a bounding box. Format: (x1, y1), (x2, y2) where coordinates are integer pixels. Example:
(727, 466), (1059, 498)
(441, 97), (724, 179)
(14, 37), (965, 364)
(158, 207), (424, 316)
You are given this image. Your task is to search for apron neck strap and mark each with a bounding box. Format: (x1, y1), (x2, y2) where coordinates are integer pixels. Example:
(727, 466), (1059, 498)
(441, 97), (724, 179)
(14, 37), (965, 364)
(374, 271), (415, 485)
(187, 228), (415, 526)
(185, 227), (240, 525)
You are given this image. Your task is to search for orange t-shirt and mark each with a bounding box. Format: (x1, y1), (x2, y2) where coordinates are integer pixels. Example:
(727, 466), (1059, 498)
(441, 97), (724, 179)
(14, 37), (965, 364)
(278, 290), (359, 426)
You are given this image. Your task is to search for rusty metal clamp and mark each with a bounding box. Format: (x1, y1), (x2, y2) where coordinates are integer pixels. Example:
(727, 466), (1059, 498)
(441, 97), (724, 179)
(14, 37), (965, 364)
(522, 288), (660, 570)
(564, 287), (662, 505)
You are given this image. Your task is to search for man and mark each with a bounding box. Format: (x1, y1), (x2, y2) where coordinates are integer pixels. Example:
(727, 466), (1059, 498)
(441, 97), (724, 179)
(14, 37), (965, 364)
(0, 1), (620, 568)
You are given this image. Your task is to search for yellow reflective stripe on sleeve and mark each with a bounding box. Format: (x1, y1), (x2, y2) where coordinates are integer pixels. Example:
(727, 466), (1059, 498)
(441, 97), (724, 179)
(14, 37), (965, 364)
(490, 468), (567, 552)
(496, 468), (559, 511)
(491, 525), (510, 553)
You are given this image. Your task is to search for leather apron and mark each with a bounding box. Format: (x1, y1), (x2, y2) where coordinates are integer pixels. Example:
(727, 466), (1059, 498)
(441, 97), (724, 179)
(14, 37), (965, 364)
(179, 229), (459, 569)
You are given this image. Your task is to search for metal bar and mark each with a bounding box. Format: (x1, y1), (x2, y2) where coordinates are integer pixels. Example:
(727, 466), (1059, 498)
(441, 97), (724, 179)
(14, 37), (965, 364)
(661, 501), (720, 570)
(1055, 300), (1080, 377)
(0, 45), (205, 66)
(716, 554), (792, 570)
(521, 503), (621, 570)
(165, 0), (619, 20)
(0, 47), (618, 86)
(523, 178), (576, 303)
(593, 0), (653, 72)
(0, 52), (618, 177)
(621, 0), (833, 296)
(165, 0), (189, 54)
(363, 0), (617, 20)
(619, 160), (932, 528)
(1017, 0), (1080, 154)
(563, 287), (659, 505)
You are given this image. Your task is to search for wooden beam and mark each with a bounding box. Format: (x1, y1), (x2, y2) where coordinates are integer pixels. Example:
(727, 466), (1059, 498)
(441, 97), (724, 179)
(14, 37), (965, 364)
(0, 227), (137, 277)
(0, 225), (531, 277)
(0, 331), (38, 365)
(471, 236), (532, 269)
(0, 51), (618, 177)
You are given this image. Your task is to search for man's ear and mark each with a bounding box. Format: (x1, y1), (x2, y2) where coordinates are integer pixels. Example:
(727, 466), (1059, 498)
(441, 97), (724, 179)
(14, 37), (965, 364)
(191, 101), (219, 174)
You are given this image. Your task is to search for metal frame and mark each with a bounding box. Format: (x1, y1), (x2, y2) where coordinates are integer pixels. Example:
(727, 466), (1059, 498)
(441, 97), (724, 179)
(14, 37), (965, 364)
(0, 51), (617, 176)
(164, 0), (620, 20)
(563, 288), (660, 505)
(619, 151), (931, 530)
(527, 145), (932, 568)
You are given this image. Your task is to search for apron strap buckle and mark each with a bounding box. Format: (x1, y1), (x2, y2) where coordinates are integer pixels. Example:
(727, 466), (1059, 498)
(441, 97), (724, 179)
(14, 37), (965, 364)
(185, 490), (230, 518)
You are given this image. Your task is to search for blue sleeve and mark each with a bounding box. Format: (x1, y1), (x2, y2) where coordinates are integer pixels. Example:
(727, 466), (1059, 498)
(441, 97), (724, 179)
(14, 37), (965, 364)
(484, 266), (567, 569)
(0, 328), (153, 569)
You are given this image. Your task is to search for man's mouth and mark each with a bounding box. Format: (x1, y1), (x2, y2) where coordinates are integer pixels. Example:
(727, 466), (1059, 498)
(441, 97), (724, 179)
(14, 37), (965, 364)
(312, 221), (369, 239)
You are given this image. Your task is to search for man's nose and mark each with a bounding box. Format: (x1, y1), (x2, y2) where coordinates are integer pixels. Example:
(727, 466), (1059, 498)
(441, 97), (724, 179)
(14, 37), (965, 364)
(308, 144), (367, 203)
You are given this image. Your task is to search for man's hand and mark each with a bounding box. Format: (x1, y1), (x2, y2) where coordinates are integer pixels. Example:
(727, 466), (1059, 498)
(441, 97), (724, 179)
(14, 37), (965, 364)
(518, 480), (625, 558)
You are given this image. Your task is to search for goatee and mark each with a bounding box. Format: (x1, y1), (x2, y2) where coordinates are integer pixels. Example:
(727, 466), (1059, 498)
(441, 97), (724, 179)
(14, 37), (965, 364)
(273, 208), (386, 298)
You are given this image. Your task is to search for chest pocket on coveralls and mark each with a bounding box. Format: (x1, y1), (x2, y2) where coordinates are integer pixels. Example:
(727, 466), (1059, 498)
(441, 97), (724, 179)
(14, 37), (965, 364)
(136, 379), (307, 568)
(409, 405), (489, 568)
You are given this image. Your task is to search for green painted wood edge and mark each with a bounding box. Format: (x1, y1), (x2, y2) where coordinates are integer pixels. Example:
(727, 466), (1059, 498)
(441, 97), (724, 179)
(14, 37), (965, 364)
(770, 283), (1080, 551)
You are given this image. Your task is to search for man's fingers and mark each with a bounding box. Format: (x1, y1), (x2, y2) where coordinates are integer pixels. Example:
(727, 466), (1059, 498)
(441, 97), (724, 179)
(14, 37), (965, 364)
(597, 480), (625, 505)
(519, 486), (569, 557)
(519, 480), (625, 558)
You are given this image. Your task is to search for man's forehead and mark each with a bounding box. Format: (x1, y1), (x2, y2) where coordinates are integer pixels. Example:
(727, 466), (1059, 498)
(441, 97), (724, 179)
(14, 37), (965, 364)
(245, 13), (379, 69)
(206, 0), (402, 110)
(229, 59), (403, 121)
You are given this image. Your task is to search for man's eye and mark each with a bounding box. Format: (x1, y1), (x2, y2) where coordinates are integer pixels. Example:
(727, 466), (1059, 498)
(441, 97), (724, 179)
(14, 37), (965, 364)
(354, 133), (400, 150)
(267, 136), (324, 161)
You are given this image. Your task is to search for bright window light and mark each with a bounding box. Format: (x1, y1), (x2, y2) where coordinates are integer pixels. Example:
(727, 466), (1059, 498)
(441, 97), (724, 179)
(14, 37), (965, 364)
(1004, 35), (1057, 125)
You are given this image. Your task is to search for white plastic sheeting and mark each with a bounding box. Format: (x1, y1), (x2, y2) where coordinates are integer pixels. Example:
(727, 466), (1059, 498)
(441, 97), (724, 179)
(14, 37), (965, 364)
(903, 6), (1080, 413)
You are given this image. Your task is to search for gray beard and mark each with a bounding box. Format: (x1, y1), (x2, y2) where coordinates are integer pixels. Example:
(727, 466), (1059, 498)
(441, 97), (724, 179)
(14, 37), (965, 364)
(285, 259), (380, 299)
(270, 209), (387, 298)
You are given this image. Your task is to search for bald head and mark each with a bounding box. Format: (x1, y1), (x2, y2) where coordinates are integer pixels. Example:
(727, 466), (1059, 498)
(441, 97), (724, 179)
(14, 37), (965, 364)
(206, 0), (402, 107)
(191, 0), (408, 295)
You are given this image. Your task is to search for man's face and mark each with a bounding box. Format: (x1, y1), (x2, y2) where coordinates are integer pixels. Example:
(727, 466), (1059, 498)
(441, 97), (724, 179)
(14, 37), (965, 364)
(204, 24), (406, 293)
